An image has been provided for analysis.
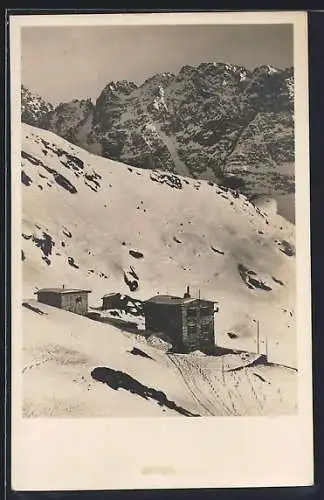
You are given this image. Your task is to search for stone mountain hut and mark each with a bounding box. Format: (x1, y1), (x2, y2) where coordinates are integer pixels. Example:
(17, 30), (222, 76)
(144, 286), (215, 354)
(101, 292), (123, 310)
(35, 286), (91, 315)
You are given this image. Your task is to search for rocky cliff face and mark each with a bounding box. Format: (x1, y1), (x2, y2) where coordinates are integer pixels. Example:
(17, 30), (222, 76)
(21, 63), (294, 203)
(21, 85), (54, 129)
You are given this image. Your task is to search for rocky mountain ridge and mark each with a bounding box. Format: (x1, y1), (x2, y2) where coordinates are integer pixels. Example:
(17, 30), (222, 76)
(21, 62), (294, 211)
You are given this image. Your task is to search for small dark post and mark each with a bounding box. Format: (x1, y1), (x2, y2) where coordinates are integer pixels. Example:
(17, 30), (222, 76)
(256, 320), (260, 354)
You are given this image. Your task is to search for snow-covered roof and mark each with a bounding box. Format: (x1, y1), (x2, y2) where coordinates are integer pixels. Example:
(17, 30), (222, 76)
(102, 292), (121, 298)
(146, 294), (210, 305)
(35, 288), (91, 295)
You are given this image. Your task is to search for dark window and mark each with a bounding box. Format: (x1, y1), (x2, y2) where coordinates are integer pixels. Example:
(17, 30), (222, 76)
(188, 325), (197, 337)
(200, 308), (211, 317)
(187, 308), (197, 318)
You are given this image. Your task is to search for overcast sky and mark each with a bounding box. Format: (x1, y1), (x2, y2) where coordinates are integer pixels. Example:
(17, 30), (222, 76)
(21, 24), (293, 105)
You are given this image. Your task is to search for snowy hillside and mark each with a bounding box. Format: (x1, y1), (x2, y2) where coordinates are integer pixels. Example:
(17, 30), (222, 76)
(21, 124), (296, 370)
(22, 300), (297, 417)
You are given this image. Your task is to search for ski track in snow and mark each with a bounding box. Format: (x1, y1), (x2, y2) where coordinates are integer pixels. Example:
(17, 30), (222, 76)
(22, 299), (297, 418)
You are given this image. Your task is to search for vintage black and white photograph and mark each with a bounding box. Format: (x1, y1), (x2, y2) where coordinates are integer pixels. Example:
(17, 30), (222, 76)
(13, 13), (309, 423)
(10, 10), (314, 491)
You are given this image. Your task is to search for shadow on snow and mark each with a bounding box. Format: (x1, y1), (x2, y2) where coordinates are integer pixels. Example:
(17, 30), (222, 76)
(91, 366), (200, 417)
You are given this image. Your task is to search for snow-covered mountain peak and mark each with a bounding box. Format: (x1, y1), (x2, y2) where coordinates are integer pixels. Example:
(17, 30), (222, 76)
(97, 80), (138, 102)
(266, 64), (279, 74)
(21, 85), (54, 128)
(142, 72), (175, 86)
(253, 64), (280, 77)
(21, 61), (295, 211)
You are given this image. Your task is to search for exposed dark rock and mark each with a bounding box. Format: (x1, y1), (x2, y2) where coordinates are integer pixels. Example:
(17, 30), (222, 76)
(227, 332), (238, 339)
(22, 151), (78, 194)
(32, 231), (55, 258)
(278, 240), (295, 257)
(22, 233), (32, 240)
(21, 170), (33, 186)
(62, 228), (72, 238)
(272, 276), (285, 286)
(237, 263), (272, 291)
(22, 302), (48, 315)
(129, 249), (144, 259)
(68, 256), (79, 269)
(129, 266), (139, 281)
(91, 366), (199, 416)
(211, 246), (224, 255)
(129, 347), (155, 360)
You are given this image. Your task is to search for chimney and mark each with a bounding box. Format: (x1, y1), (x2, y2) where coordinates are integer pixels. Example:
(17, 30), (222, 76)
(62, 284), (65, 290)
(184, 285), (191, 299)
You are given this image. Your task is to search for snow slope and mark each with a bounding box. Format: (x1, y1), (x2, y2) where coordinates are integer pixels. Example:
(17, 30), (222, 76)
(22, 300), (297, 417)
(21, 124), (296, 369)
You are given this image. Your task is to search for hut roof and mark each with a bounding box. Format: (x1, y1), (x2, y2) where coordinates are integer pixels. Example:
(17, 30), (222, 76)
(35, 288), (91, 295)
(146, 294), (197, 305)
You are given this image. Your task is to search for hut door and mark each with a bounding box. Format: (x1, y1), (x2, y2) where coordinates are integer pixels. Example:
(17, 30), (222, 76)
(75, 295), (83, 315)
(186, 307), (200, 350)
